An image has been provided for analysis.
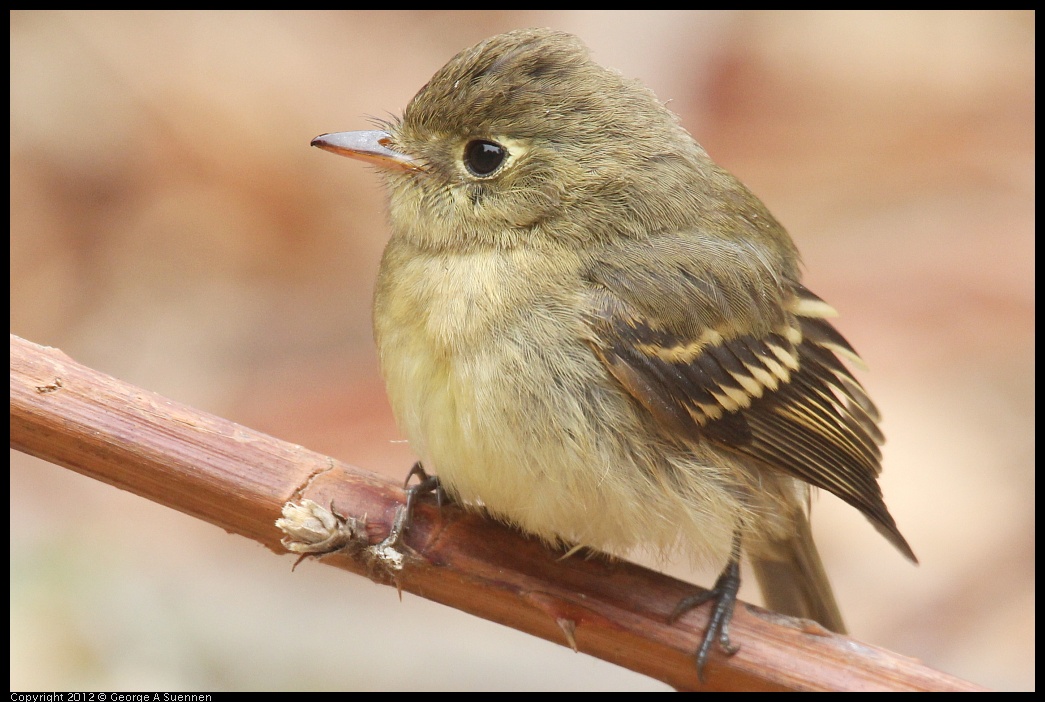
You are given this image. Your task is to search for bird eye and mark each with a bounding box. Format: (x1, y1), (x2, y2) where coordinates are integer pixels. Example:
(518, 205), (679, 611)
(463, 139), (508, 177)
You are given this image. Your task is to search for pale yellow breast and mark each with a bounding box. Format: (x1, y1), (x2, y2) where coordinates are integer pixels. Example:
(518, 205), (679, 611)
(370, 238), (754, 562)
(373, 238), (584, 479)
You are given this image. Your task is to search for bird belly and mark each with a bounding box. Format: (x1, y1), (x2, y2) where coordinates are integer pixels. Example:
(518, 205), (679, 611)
(373, 244), (752, 563)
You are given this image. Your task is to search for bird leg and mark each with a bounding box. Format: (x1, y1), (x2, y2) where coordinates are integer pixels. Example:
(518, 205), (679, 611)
(380, 461), (445, 554)
(669, 531), (743, 681)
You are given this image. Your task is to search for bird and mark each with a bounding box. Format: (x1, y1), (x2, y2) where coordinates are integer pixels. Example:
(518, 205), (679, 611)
(311, 27), (916, 679)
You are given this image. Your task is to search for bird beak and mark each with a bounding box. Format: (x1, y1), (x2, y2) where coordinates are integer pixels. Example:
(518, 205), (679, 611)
(310, 130), (421, 171)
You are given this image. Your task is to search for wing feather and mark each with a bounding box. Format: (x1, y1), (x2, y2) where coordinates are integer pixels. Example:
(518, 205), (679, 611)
(585, 261), (916, 561)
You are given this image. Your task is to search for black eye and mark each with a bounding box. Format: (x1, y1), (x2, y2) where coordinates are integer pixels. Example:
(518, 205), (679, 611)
(463, 139), (507, 177)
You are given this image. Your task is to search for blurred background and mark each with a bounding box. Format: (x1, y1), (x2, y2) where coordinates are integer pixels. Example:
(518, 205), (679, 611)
(10, 10), (1033, 691)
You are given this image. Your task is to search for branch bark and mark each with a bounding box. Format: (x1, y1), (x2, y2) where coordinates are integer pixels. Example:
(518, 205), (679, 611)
(9, 333), (984, 691)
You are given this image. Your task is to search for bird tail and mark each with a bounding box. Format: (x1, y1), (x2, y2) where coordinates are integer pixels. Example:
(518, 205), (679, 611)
(750, 512), (847, 634)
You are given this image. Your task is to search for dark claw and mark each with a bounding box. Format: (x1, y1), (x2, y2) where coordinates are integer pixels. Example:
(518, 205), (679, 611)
(669, 534), (743, 682)
(378, 463), (445, 555)
(401, 461), (445, 528)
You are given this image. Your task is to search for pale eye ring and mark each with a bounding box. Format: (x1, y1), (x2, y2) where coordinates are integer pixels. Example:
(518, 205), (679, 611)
(463, 139), (508, 177)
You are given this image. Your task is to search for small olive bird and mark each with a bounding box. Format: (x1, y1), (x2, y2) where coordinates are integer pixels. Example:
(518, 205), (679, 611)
(312, 28), (916, 678)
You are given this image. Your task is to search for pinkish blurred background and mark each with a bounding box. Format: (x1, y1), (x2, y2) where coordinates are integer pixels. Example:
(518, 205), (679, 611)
(10, 11), (1033, 691)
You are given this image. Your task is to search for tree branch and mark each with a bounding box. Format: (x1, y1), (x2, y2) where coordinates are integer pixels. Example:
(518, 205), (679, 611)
(9, 333), (983, 691)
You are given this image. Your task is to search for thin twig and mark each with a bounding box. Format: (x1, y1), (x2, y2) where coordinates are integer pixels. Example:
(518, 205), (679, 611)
(9, 334), (984, 691)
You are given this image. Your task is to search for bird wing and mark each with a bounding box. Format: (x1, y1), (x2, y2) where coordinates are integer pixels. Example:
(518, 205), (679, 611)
(582, 236), (916, 561)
